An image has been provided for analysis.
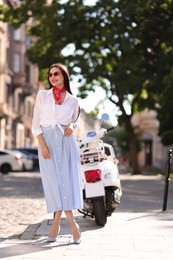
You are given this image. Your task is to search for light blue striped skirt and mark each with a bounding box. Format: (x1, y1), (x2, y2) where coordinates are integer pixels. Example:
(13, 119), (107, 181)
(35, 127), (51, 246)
(38, 126), (83, 213)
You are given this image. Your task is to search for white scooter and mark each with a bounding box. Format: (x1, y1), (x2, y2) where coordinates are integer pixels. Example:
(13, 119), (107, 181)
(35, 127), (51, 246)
(77, 114), (122, 226)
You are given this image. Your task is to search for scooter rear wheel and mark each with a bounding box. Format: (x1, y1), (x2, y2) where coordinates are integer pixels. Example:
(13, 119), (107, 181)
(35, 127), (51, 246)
(93, 197), (107, 226)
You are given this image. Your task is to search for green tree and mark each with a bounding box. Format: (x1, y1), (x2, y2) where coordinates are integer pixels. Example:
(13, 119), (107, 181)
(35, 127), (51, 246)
(158, 84), (173, 145)
(1, 0), (173, 173)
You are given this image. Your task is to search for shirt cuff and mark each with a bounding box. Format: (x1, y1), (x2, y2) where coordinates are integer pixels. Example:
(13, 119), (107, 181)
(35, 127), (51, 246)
(32, 128), (43, 137)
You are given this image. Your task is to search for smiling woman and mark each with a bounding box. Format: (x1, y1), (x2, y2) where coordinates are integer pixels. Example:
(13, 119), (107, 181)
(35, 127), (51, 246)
(32, 63), (83, 244)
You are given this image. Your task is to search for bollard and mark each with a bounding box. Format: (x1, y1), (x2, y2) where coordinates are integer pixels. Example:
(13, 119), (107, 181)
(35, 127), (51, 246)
(162, 149), (172, 211)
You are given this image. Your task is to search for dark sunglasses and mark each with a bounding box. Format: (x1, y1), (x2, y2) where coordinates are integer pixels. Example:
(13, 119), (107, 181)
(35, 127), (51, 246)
(47, 71), (62, 78)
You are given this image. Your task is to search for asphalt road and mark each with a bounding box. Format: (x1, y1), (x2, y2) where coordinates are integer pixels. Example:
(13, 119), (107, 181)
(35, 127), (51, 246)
(117, 172), (173, 213)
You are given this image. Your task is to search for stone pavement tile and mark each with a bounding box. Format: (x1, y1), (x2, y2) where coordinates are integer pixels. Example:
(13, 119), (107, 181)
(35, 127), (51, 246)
(133, 235), (169, 250)
(131, 251), (173, 260)
(101, 249), (135, 259)
(101, 248), (173, 260)
(165, 236), (173, 249)
(0, 239), (69, 260)
(115, 237), (135, 249)
(49, 257), (88, 260)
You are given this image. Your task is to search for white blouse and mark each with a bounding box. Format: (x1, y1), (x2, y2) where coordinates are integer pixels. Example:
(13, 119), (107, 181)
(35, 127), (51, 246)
(32, 88), (80, 136)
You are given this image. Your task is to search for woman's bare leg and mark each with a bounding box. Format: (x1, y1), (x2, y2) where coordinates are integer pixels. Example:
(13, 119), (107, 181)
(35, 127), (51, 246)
(48, 210), (62, 238)
(64, 210), (80, 240)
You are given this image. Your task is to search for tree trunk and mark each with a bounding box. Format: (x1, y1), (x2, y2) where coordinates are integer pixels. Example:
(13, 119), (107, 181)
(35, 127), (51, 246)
(127, 126), (141, 175)
(116, 98), (141, 175)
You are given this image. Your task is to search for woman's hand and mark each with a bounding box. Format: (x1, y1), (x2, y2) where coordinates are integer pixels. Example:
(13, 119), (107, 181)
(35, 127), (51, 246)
(37, 134), (50, 159)
(64, 123), (73, 136)
(40, 144), (50, 159)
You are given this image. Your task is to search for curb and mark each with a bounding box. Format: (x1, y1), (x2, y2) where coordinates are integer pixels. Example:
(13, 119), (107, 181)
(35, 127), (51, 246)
(19, 222), (42, 240)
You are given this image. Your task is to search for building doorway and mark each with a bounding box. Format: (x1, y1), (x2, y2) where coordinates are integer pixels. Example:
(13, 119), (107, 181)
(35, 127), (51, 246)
(144, 140), (152, 166)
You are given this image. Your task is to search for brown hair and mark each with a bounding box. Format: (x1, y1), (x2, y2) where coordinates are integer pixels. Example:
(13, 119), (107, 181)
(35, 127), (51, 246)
(47, 63), (73, 94)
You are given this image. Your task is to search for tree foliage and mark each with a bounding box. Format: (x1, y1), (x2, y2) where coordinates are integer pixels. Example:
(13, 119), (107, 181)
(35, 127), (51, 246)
(1, 0), (173, 171)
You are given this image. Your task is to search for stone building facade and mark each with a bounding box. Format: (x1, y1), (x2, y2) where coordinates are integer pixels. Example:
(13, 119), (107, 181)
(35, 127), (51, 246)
(132, 109), (172, 170)
(0, 0), (38, 149)
(0, 4), (10, 148)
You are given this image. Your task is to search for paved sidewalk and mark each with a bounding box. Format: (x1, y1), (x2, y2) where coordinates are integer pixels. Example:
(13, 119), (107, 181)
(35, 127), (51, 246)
(0, 173), (173, 259)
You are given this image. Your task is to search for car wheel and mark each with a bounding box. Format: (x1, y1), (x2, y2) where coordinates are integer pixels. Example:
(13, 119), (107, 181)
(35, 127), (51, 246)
(1, 163), (12, 174)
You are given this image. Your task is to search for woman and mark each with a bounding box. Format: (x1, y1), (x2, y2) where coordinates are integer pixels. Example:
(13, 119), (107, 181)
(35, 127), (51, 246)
(32, 63), (83, 244)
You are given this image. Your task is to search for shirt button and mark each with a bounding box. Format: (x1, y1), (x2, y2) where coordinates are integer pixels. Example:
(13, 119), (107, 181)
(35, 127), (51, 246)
(64, 196), (67, 199)
(58, 160), (60, 162)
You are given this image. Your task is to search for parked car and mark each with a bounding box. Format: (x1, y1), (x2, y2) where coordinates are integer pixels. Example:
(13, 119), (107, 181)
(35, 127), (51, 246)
(11, 148), (39, 169)
(0, 149), (33, 174)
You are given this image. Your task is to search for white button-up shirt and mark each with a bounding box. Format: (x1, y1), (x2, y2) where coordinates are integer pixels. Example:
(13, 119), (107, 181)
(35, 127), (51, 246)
(32, 88), (80, 136)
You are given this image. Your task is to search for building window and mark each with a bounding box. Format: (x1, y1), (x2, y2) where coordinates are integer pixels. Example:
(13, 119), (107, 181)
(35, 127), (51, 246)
(16, 123), (24, 147)
(28, 101), (32, 117)
(25, 34), (30, 49)
(13, 28), (22, 41)
(25, 64), (30, 83)
(13, 53), (20, 73)
(14, 88), (22, 112)
(24, 99), (32, 117)
(7, 84), (13, 106)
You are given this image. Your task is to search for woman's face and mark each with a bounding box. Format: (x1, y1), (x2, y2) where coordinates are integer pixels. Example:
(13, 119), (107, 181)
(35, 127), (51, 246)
(48, 67), (64, 88)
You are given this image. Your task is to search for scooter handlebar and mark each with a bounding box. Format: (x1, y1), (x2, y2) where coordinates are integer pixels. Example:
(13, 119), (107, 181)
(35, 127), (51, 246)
(78, 127), (115, 146)
(107, 126), (116, 132)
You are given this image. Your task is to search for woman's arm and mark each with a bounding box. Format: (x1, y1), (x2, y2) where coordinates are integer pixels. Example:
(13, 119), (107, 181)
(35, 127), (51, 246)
(37, 134), (50, 159)
(64, 101), (80, 136)
(32, 91), (50, 159)
(32, 91), (43, 137)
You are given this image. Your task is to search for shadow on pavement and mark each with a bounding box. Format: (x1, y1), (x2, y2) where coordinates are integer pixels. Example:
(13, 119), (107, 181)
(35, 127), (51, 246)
(0, 241), (52, 259)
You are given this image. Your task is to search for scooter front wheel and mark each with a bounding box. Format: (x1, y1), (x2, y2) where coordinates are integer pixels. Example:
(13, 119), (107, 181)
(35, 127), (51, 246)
(93, 197), (107, 226)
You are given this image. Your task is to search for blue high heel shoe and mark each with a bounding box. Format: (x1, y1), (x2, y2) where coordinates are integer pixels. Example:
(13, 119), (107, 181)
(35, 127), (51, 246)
(73, 223), (81, 244)
(47, 237), (57, 243)
(74, 237), (81, 244)
(47, 226), (61, 243)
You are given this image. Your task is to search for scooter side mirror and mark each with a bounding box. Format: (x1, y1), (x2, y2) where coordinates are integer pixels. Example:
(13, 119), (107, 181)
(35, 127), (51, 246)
(87, 131), (97, 138)
(101, 113), (109, 121)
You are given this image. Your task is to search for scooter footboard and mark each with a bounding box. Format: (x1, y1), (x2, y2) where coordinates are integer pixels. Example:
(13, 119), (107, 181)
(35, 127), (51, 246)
(85, 182), (105, 198)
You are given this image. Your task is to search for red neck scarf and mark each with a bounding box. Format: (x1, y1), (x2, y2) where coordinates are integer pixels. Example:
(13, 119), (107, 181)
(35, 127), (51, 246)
(53, 86), (66, 105)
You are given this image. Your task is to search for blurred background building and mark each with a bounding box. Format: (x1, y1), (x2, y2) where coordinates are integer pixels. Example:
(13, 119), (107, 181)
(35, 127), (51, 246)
(0, 0), (38, 148)
(0, 0), (98, 150)
(0, 0), (171, 171)
(131, 110), (171, 170)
